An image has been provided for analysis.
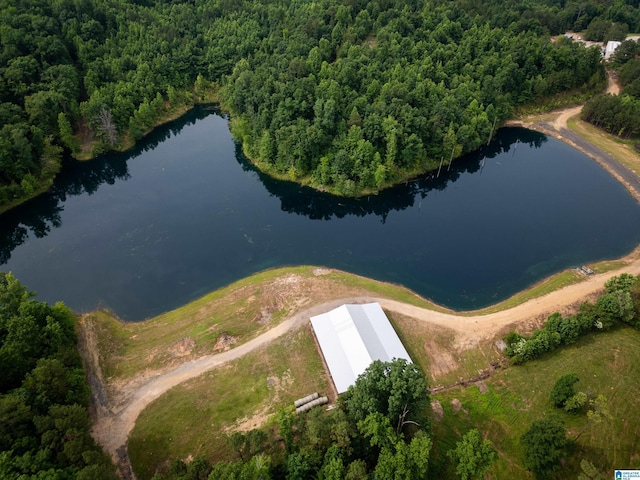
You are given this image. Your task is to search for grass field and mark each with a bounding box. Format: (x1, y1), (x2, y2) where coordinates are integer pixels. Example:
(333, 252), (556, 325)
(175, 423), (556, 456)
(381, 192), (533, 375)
(567, 116), (640, 177)
(429, 326), (640, 479)
(88, 264), (640, 478)
(127, 327), (330, 479)
(126, 314), (640, 479)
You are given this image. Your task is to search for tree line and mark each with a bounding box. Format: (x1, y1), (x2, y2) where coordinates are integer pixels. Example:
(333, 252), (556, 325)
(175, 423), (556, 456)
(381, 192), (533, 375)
(0, 273), (116, 479)
(150, 357), (498, 480)
(1, 0), (627, 208)
(582, 40), (640, 138)
(505, 273), (640, 364)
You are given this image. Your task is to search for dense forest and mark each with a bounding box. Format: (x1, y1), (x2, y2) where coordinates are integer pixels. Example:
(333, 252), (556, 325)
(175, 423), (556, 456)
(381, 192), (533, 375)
(1, 0), (637, 206)
(0, 273), (116, 478)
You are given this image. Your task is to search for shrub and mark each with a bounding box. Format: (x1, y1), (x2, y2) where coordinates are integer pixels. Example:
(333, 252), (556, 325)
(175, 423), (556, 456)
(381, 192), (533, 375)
(550, 373), (580, 408)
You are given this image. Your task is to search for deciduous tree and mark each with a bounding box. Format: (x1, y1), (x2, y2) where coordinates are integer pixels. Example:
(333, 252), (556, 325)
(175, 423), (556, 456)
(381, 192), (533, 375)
(520, 416), (567, 479)
(447, 429), (497, 480)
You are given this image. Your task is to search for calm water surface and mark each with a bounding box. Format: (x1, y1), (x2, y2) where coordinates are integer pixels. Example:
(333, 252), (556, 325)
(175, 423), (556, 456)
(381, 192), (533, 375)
(2, 107), (640, 320)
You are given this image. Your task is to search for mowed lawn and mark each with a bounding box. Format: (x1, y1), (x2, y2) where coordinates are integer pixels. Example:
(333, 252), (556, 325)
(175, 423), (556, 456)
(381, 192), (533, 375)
(430, 326), (640, 479)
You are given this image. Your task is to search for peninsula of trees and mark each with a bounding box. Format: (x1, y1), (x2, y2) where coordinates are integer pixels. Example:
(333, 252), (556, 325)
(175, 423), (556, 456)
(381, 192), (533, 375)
(2, 0), (638, 207)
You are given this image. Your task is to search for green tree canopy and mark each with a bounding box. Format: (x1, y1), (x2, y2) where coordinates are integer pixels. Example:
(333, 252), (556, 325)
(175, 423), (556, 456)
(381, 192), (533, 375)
(447, 429), (497, 480)
(342, 358), (429, 432)
(550, 373), (580, 408)
(520, 416), (568, 480)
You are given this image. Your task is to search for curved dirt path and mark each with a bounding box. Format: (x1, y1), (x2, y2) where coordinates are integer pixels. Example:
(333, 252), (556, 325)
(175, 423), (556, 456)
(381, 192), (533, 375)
(550, 70), (619, 131)
(93, 70), (640, 478)
(92, 255), (640, 475)
(508, 70), (640, 202)
(553, 105), (582, 130)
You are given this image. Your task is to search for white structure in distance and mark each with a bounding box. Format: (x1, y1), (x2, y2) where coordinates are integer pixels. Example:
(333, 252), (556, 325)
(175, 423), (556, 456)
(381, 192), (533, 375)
(604, 40), (622, 60)
(310, 302), (412, 394)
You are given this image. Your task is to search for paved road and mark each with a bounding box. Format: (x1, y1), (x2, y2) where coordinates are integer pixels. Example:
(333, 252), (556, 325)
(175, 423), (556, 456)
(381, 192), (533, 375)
(560, 126), (640, 197)
(538, 120), (640, 202)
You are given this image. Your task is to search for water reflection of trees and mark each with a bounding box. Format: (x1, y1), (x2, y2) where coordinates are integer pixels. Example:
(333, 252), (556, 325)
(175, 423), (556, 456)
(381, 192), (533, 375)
(236, 127), (548, 222)
(0, 120), (545, 264)
(0, 106), (214, 265)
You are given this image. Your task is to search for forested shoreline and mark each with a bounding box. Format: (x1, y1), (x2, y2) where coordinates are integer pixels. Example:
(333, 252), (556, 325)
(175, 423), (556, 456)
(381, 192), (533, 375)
(1, 0), (638, 207)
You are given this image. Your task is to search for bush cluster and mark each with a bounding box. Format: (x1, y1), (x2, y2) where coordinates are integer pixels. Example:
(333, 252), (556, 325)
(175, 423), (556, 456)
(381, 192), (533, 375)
(505, 274), (640, 364)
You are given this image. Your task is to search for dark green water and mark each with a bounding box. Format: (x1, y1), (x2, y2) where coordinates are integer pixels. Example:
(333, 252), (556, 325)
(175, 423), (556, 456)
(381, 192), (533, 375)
(2, 107), (640, 320)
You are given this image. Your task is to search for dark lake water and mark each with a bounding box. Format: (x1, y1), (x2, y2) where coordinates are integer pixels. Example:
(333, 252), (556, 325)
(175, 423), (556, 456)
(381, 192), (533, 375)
(2, 106), (640, 321)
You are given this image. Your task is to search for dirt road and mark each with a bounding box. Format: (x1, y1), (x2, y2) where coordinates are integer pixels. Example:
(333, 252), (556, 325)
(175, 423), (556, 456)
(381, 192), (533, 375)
(90, 70), (640, 478)
(508, 71), (640, 202)
(90, 252), (640, 476)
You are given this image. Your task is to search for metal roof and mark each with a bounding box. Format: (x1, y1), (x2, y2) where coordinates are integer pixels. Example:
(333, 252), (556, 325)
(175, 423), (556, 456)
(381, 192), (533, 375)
(310, 302), (412, 394)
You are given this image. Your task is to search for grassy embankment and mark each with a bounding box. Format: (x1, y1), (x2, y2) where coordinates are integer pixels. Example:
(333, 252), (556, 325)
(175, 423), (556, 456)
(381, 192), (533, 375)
(88, 262), (639, 478)
(87, 266), (437, 383)
(567, 115), (640, 176)
(89, 257), (630, 385)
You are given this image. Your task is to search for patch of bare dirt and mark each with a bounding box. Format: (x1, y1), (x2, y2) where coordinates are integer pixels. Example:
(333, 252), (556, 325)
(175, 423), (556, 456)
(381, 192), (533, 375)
(229, 405), (273, 433)
(607, 71), (621, 95)
(214, 333), (238, 351)
(225, 370), (293, 433)
(313, 268), (332, 276)
(431, 399), (444, 422)
(168, 337), (195, 357)
(254, 307), (272, 325)
(451, 398), (463, 413)
(553, 105), (582, 130)
(257, 274), (309, 319)
(425, 339), (459, 379)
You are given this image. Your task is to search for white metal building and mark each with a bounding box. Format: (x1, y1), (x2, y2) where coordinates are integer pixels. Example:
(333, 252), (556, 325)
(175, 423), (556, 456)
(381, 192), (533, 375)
(310, 302), (412, 394)
(604, 40), (622, 60)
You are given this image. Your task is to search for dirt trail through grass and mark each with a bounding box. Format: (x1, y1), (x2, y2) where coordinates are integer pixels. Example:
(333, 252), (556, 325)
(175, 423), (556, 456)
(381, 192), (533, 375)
(90, 255), (640, 476)
(90, 71), (640, 478)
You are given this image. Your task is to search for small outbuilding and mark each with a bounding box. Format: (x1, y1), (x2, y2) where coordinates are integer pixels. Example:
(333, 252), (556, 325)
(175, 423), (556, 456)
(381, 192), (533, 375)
(310, 302), (412, 394)
(604, 40), (622, 60)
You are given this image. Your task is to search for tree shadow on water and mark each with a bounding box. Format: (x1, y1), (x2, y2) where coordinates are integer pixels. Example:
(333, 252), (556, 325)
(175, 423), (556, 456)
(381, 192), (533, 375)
(234, 127), (547, 223)
(0, 105), (215, 265)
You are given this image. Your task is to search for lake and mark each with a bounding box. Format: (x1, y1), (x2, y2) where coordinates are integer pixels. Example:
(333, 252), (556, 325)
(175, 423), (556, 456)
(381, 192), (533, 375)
(2, 106), (640, 321)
